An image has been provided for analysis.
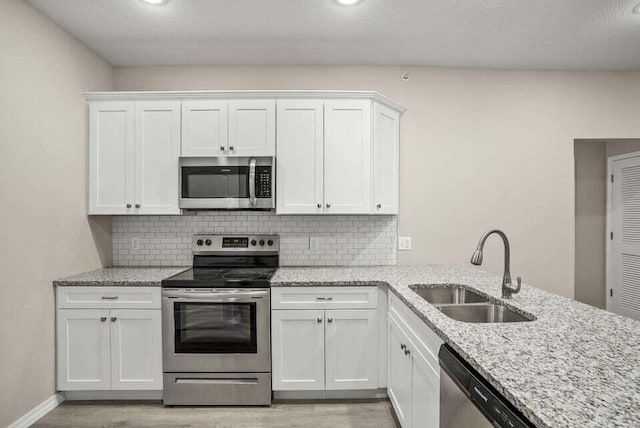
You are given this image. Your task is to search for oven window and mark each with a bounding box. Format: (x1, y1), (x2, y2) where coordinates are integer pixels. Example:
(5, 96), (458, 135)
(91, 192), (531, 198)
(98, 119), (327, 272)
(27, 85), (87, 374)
(174, 302), (257, 354)
(182, 167), (249, 199)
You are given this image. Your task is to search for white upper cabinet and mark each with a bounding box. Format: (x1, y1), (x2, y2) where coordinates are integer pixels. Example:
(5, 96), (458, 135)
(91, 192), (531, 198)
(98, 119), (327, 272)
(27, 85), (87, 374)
(324, 100), (372, 214)
(373, 102), (400, 215)
(181, 100), (228, 157)
(228, 100), (276, 157)
(276, 100), (324, 214)
(134, 101), (181, 215)
(88, 101), (135, 215)
(89, 100), (180, 215)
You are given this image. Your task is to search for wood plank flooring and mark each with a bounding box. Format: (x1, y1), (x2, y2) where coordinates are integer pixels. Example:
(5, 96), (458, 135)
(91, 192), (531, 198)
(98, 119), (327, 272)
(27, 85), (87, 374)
(34, 400), (399, 428)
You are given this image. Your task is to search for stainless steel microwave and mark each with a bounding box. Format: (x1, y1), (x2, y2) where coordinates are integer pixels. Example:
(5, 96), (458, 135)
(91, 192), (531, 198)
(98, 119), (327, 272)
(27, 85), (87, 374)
(179, 157), (274, 210)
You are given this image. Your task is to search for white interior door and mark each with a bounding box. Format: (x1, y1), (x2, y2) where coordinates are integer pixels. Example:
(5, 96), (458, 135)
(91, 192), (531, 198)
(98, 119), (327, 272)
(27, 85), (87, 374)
(88, 101), (135, 214)
(324, 100), (372, 214)
(181, 100), (228, 156)
(609, 152), (640, 320)
(276, 100), (324, 214)
(110, 309), (163, 390)
(228, 100), (276, 156)
(57, 309), (111, 391)
(134, 101), (181, 215)
(271, 309), (325, 391)
(325, 309), (378, 390)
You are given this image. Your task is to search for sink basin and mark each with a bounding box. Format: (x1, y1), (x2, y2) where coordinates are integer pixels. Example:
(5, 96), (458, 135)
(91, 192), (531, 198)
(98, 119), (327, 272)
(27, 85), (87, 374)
(436, 304), (533, 323)
(410, 285), (490, 305)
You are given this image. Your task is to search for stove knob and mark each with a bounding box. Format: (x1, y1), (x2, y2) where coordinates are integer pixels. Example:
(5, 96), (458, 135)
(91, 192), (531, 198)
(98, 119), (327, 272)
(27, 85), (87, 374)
(251, 239), (257, 246)
(196, 239), (204, 246)
(267, 239), (274, 246)
(205, 239), (212, 246)
(259, 239), (265, 246)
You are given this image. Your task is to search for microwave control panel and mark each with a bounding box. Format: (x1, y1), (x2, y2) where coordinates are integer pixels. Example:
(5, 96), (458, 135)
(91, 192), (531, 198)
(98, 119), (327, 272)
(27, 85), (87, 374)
(256, 166), (272, 198)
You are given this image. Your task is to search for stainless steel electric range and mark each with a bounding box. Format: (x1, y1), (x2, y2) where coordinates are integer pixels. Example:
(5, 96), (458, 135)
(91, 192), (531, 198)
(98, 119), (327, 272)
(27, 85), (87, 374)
(161, 234), (278, 406)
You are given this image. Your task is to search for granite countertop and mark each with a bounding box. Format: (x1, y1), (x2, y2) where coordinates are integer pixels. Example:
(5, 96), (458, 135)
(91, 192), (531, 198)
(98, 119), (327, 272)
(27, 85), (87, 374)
(272, 265), (640, 428)
(53, 267), (188, 287)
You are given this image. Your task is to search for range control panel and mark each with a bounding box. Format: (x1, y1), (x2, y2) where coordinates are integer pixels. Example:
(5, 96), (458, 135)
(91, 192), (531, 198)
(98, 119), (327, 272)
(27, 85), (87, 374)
(255, 166), (272, 199)
(192, 234), (279, 253)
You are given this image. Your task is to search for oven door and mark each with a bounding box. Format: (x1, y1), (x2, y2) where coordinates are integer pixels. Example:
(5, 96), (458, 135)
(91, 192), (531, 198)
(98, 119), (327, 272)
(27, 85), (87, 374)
(179, 157), (274, 210)
(162, 288), (270, 373)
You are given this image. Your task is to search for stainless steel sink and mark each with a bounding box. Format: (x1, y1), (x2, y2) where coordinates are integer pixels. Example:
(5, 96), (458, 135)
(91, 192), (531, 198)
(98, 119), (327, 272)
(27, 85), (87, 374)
(436, 303), (533, 323)
(410, 285), (490, 305)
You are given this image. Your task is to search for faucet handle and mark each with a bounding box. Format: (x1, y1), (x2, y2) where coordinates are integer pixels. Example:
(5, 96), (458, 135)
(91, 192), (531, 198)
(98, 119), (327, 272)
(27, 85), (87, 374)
(513, 276), (522, 294)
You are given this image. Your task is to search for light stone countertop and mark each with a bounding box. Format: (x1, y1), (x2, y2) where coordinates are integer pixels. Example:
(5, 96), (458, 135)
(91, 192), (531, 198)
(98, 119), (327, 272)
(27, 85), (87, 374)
(53, 267), (189, 287)
(271, 265), (640, 428)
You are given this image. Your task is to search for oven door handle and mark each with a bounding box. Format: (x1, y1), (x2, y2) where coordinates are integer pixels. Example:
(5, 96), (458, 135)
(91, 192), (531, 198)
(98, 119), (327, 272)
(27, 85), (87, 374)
(162, 290), (268, 301)
(249, 158), (257, 205)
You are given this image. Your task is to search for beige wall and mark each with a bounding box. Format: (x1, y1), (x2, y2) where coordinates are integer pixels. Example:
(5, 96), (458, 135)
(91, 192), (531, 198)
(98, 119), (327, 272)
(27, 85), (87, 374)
(115, 65), (640, 299)
(0, 0), (113, 425)
(574, 139), (640, 309)
(574, 141), (607, 308)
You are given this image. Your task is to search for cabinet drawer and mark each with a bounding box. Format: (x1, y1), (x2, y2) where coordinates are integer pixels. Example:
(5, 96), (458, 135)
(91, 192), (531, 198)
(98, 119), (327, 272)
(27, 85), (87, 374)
(57, 287), (161, 309)
(388, 292), (442, 370)
(271, 287), (378, 310)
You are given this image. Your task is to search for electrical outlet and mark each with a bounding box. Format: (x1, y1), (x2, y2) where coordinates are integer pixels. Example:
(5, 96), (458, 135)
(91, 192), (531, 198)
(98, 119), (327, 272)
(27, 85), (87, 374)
(398, 236), (412, 251)
(309, 236), (322, 250)
(131, 237), (140, 250)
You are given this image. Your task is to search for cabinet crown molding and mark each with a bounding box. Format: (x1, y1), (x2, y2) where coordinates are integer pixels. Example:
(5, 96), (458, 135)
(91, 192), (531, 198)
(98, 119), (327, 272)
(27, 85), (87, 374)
(84, 90), (406, 113)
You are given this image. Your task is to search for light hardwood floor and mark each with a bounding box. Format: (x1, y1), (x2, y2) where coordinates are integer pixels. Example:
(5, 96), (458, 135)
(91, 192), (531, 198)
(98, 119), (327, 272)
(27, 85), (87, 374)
(34, 400), (399, 428)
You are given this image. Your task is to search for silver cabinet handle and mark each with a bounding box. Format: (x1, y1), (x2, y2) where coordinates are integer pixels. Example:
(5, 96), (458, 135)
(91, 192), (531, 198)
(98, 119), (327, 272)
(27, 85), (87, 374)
(317, 203), (322, 208)
(400, 344), (406, 350)
(135, 204), (141, 208)
(111, 317), (117, 322)
(377, 203), (382, 209)
(100, 317), (107, 322)
(327, 318), (333, 323)
(316, 297), (333, 301)
(326, 203), (331, 208)
(126, 204), (132, 208)
(220, 146), (226, 152)
(101, 296), (118, 300)
(404, 349), (411, 356)
(249, 158), (257, 205)
(229, 146), (235, 151)
(317, 317), (323, 323)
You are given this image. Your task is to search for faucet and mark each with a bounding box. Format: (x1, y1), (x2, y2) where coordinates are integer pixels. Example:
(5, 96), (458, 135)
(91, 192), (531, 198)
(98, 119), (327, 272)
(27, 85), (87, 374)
(470, 229), (522, 299)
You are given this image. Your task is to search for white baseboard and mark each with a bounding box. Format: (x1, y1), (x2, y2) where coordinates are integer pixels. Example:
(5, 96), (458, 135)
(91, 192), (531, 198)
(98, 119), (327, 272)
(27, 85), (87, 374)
(63, 390), (163, 400)
(273, 388), (388, 401)
(8, 393), (64, 428)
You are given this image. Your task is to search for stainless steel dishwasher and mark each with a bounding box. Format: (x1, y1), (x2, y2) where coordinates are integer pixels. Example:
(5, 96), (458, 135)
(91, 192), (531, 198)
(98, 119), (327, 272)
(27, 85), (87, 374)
(439, 345), (535, 428)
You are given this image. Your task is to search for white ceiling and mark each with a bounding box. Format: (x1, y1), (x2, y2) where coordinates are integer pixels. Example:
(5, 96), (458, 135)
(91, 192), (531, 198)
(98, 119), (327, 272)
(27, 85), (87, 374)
(26, 0), (640, 70)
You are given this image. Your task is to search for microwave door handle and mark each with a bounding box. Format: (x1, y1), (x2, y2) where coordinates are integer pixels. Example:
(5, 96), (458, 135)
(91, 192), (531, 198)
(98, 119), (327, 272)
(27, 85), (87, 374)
(249, 158), (257, 205)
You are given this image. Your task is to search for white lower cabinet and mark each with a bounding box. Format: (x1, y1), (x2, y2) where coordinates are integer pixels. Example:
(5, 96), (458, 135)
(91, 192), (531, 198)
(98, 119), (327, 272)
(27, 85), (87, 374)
(271, 288), (379, 392)
(271, 309), (326, 390)
(56, 287), (162, 392)
(387, 295), (442, 428)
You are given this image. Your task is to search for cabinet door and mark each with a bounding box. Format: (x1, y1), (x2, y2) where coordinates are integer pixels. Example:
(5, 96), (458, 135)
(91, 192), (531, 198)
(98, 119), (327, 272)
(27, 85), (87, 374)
(276, 100), (324, 214)
(388, 315), (413, 428)
(57, 309), (111, 390)
(372, 102), (400, 214)
(181, 100), (228, 157)
(110, 309), (163, 390)
(228, 100), (275, 156)
(324, 100), (372, 214)
(271, 310), (325, 390)
(88, 101), (135, 214)
(134, 101), (181, 215)
(325, 309), (378, 390)
(411, 347), (440, 428)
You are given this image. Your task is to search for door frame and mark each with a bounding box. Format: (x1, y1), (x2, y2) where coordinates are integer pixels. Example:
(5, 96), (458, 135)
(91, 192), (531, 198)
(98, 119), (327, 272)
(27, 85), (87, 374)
(606, 150), (640, 312)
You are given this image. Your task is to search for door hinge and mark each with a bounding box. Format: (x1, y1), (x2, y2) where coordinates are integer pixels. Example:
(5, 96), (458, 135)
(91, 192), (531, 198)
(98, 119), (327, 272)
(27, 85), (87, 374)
(610, 289), (613, 298)
(611, 174), (614, 183)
